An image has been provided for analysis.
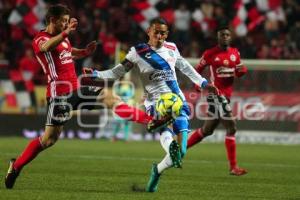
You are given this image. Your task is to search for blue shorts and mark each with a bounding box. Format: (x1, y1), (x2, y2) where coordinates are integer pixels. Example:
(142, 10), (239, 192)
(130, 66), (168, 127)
(172, 102), (190, 134)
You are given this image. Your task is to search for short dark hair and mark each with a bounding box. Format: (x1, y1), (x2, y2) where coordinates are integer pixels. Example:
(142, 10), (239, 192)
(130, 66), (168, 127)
(149, 17), (168, 27)
(45, 4), (70, 25)
(216, 25), (230, 33)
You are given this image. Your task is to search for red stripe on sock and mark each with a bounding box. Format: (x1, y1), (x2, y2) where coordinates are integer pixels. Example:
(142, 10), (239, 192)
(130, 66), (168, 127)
(225, 135), (237, 170)
(14, 137), (44, 171)
(187, 128), (204, 148)
(114, 103), (153, 124)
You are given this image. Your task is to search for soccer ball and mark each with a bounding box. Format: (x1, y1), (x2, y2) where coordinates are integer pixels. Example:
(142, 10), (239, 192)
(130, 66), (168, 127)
(155, 93), (183, 118)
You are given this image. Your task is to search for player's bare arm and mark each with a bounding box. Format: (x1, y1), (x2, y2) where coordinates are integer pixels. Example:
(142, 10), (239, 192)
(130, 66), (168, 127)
(39, 18), (78, 52)
(72, 41), (97, 59)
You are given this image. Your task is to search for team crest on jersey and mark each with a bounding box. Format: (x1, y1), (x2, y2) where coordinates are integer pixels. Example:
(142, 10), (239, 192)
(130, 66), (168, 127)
(168, 50), (174, 57)
(230, 54), (236, 62)
(62, 42), (68, 48)
(223, 59), (229, 66)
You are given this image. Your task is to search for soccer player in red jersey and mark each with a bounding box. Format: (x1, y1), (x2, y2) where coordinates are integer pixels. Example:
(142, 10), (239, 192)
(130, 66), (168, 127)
(4, 4), (164, 189)
(188, 26), (248, 176)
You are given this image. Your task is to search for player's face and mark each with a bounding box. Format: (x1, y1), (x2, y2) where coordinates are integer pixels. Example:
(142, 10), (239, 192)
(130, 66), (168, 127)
(54, 15), (70, 33)
(218, 29), (231, 47)
(147, 23), (169, 48)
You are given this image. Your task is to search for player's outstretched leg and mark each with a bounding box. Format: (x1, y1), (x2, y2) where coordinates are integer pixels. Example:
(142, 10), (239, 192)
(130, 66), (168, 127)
(5, 136), (44, 189)
(187, 128), (205, 148)
(169, 140), (182, 168)
(4, 159), (20, 189)
(145, 163), (161, 192)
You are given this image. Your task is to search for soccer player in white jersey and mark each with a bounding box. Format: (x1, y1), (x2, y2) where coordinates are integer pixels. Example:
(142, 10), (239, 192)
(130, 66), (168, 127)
(84, 18), (218, 192)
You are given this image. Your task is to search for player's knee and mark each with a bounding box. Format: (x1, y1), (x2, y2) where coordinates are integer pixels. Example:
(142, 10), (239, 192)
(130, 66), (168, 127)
(103, 93), (121, 109)
(226, 126), (237, 135)
(202, 127), (214, 136)
(110, 96), (122, 108)
(42, 136), (59, 148)
(41, 129), (61, 148)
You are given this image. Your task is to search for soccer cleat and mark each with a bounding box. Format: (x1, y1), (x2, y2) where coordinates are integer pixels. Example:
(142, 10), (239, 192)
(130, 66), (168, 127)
(169, 140), (182, 168)
(147, 115), (174, 133)
(5, 159), (20, 189)
(145, 163), (161, 192)
(230, 167), (248, 176)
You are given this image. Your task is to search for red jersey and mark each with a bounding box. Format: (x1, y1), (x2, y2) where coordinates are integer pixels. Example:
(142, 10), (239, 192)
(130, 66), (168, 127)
(32, 31), (79, 97)
(196, 46), (245, 98)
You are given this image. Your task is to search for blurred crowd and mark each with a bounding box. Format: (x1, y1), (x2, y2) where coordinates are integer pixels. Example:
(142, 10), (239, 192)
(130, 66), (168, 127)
(0, 0), (300, 89)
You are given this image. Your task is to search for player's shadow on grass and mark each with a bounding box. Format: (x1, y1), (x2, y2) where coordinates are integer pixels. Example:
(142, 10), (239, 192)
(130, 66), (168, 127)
(131, 183), (146, 192)
(16, 186), (117, 194)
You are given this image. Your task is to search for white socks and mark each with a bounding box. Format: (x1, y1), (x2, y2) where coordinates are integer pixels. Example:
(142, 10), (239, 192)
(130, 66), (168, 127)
(157, 154), (173, 174)
(157, 129), (174, 174)
(160, 129), (173, 154)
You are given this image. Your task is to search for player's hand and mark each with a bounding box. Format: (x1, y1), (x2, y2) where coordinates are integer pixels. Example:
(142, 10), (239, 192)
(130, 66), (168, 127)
(235, 65), (247, 77)
(205, 83), (219, 95)
(82, 67), (94, 75)
(85, 41), (98, 56)
(82, 67), (99, 80)
(195, 82), (219, 95)
(65, 18), (78, 35)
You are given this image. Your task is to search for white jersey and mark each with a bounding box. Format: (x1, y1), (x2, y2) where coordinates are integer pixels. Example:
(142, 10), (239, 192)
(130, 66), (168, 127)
(94, 41), (207, 108)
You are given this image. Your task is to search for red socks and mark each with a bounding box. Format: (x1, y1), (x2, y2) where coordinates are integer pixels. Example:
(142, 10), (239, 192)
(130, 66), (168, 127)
(114, 103), (153, 124)
(14, 137), (44, 171)
(187, 128), (204, 148)
(225, 135), (237, 170)
(188, 129), (238, 170)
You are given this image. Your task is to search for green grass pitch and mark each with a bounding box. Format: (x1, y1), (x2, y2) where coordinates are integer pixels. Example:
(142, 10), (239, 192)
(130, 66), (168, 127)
(0, 137), (299, 200)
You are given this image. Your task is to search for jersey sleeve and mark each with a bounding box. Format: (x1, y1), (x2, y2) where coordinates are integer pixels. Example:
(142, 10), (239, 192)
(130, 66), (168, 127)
(195, 50), (209, 74)
(175, 50), (208, 88)
(125, 47), (138, 64)
(235, 49), (248, 77)
(235, 49), (242, 65)
(94, 47), (136, 81)
(32, 35), (50, 53)
(174, 43), (181, 58)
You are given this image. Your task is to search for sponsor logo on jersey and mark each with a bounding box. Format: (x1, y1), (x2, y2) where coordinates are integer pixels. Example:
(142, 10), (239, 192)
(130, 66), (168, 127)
(149, 70), (175, 81)
(216, 67), (235, 77)
(230, 54), (236, 62)
(214, 57), (220, 62)
(59, 50), (73, 64)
